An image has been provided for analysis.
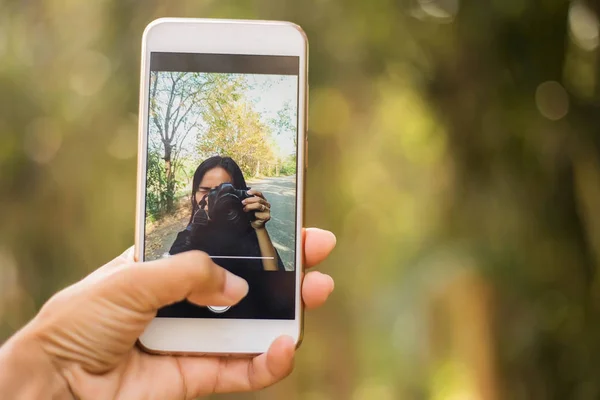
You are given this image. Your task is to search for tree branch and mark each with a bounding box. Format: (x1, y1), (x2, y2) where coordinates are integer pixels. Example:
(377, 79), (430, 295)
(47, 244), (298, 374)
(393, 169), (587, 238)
(149, 72), (164, 139)
(164, 72), (184, 143)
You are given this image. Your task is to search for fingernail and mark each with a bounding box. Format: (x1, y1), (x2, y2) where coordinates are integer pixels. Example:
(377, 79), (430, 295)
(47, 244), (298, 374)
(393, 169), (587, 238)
(327, 231), (337, 245)
(272, 335), (296, 356)
(316, 228), (337, 245)
(308, 227), (336, 241)
(326, 275), (335, 293)
(280, 335), (295, 349)
(224, 272), (249, 301)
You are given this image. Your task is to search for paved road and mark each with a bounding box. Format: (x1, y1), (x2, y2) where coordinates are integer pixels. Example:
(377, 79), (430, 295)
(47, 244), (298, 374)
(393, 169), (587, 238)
(249, 175), (296, 271)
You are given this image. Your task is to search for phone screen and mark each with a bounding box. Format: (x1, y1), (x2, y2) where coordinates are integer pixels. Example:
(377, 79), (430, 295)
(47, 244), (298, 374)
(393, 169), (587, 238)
(143, 52), (300, 320)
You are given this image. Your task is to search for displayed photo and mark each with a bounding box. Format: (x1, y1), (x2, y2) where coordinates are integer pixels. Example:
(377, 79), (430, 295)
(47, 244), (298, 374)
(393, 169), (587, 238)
(144, 71), (298, 272)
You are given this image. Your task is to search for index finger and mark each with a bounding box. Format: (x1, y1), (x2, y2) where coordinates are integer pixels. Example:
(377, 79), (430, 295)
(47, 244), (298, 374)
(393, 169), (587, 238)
(304, 228), (337, 269)
(247, 189), (264, 198)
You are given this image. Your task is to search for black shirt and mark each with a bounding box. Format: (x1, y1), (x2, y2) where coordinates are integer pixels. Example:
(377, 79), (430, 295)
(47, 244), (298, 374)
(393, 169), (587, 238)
(156, 223), (294, 319)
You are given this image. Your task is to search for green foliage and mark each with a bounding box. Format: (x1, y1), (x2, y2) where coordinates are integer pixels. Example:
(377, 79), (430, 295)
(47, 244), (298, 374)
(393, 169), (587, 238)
(149, 72), (239, 215)
(269, 99), (297, 147)
(279, 154), (297, 176)
(145, 148), (173, 220)
(197, 75), (278, 178)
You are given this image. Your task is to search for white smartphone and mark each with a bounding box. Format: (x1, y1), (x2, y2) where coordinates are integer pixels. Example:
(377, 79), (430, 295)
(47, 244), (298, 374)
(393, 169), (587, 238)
(133, 18), (307, 356)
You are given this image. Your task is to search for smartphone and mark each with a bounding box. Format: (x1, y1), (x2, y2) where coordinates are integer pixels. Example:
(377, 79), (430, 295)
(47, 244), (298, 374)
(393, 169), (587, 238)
(133, 18), (307, 356)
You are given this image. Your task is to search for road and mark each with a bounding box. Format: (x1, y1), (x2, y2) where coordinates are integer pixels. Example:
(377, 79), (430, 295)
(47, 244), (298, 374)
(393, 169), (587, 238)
(249, 175), (296, 271)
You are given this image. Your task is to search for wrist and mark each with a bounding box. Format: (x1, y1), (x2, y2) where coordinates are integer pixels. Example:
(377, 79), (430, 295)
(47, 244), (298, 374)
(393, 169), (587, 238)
(0, 326), (73, 399)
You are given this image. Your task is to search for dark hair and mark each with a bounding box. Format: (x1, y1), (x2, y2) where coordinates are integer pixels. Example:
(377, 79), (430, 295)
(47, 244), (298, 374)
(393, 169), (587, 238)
(188, 156), (249, 224)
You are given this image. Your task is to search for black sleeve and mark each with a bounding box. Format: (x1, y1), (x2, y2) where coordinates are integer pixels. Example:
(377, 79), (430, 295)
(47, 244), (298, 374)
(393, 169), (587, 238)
(169, 230), (192, 255)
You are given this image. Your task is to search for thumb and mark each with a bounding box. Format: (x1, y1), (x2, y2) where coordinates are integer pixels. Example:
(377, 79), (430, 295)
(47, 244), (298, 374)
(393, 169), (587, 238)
(95, 250), (249, 312)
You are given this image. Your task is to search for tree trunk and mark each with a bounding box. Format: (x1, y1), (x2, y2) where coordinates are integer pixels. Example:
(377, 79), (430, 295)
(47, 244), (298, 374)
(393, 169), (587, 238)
(163, 141), (175, 213)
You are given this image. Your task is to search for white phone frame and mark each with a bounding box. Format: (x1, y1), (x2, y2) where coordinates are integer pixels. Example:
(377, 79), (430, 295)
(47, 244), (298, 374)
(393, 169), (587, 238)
(134, 18), (307, 356)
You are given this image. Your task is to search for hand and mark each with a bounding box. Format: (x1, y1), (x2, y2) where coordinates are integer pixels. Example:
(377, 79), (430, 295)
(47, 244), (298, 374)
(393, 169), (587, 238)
(0, 228), (336, 400)
(243, 190), (271, 229)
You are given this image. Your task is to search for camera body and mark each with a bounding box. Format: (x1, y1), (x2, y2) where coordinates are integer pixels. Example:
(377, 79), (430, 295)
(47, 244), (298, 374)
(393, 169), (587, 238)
(207, 182), (255, 228)
(192, 183), (255, 234)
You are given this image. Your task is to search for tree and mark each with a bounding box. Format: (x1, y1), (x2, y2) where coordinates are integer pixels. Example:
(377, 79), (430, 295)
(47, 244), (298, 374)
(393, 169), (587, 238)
(197, 78), (277, 178)
(149, 72), (245, 214)
(269, 99), (297, 149)
(279, 153), (297, 176)
(268, 98), (297, 176)
(145, 146), (168, 221)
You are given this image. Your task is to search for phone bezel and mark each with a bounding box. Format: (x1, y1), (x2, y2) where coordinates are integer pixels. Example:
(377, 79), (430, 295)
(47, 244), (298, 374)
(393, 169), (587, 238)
(134, 18), (307, 355)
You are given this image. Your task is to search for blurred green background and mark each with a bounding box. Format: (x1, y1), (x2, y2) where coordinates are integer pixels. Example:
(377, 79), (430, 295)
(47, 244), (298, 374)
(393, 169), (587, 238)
(2, 0), (600, 398)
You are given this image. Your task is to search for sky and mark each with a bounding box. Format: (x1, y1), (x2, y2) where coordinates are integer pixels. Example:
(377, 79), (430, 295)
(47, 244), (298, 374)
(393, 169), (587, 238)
(245, 74), (298, 157)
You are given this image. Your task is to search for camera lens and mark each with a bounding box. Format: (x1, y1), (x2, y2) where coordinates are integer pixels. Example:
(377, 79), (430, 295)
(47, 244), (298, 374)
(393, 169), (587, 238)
(214, 195), (240, 221)
(209, 193), (246, 227)
(206, 183), (252, 232)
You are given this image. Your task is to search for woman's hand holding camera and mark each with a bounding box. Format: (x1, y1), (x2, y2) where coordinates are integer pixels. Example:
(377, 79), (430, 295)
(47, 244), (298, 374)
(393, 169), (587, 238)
(243, 190), (271, 229)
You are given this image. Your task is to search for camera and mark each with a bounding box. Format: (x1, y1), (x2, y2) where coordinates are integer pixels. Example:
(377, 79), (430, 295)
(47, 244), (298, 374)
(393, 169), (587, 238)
(187, 183), (255, 251)
(206, 183), (255, 231)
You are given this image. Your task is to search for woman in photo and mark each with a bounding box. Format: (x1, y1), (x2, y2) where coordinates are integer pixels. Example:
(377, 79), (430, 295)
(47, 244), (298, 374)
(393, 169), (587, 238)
(169, 155), (284, 272)
(162, 156), (291, 319)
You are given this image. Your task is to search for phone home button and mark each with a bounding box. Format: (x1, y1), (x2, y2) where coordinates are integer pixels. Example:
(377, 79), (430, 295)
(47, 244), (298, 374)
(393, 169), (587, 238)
(207, 305), (230, 313)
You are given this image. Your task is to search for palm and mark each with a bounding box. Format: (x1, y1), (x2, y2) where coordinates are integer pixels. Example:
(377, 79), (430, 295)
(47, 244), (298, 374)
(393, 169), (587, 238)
(70, 346), (289, 399)
(66, 348), (215, 399)
(47, 295), (289, 398)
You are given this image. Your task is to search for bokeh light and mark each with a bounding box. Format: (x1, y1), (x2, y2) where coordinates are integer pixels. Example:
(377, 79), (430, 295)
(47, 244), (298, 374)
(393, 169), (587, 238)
(535, 81), (569, 121)
(569, 0), (600, 51)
